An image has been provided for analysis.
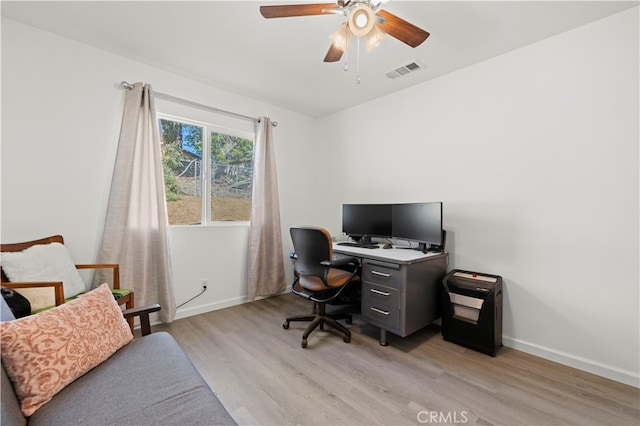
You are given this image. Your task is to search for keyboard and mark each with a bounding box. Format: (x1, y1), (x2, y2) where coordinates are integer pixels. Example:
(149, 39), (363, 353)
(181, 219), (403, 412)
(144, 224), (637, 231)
(336, 242), (379, 249)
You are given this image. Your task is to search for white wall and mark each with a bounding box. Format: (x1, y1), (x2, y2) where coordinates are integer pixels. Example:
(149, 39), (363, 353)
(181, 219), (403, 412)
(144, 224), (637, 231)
(317, 8), (639, 387)
(0, 18), (319, 318)
(2, 7), (638, 388)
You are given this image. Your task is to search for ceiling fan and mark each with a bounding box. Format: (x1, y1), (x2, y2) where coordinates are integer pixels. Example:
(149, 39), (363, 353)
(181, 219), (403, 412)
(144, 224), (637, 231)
(259, 0), (430, 63)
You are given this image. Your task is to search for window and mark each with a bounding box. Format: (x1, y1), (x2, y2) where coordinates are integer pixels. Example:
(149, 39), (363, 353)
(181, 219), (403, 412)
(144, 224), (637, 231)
(158, 115), (254, 225)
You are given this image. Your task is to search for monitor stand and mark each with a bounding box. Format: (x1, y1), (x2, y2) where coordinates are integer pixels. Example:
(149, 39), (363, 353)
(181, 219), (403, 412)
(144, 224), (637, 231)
(351, 236), (378, 246)
(416, 243), (444, 253)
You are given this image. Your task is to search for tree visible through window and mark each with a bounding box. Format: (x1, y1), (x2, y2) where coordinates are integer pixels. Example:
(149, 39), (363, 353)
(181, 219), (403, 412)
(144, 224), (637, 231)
(159, 116), (254, 225)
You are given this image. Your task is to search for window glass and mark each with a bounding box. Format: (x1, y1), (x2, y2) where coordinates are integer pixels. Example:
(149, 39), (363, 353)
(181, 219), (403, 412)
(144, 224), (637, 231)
(210, 132), (253, 221)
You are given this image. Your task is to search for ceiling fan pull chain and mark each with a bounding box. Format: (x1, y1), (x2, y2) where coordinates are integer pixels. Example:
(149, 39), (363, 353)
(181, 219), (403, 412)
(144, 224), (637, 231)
(344, 20), (350, 71)
(356, 36), (361, 84)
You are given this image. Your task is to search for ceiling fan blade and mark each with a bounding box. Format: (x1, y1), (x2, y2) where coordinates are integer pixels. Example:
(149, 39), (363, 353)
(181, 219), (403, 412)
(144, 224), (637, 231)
(376, 9), (430, 48)
(323, 43), (344, 62)
(260, 3), (339, 18)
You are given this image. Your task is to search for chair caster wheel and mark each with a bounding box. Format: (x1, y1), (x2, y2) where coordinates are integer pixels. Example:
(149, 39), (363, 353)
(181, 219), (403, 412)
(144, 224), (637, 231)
(301, 339), (308, 348)
(283, 322), (289, 329)
(343, 336), (351, 343)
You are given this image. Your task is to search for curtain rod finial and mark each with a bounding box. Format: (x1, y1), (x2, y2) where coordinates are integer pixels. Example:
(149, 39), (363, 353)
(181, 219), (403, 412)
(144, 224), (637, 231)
(258, 118), (278, 127)
(120, 81), (134, 90)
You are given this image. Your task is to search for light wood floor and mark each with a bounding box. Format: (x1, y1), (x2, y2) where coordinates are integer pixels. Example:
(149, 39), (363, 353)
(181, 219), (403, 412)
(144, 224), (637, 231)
(153, 293), (639, 425)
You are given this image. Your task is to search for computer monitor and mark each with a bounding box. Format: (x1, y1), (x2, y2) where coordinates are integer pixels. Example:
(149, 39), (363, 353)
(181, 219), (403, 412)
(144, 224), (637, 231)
(342, 204), (392, 243)
(392, 202), (443, 252)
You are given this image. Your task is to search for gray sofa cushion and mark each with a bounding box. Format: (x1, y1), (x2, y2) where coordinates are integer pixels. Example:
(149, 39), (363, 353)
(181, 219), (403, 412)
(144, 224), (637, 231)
(1, 363), (26, 426)
(28, 332), (235, 425)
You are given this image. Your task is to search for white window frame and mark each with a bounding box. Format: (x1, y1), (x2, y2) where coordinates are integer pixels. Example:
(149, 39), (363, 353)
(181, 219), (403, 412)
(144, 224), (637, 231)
(158, 113), (255, 226)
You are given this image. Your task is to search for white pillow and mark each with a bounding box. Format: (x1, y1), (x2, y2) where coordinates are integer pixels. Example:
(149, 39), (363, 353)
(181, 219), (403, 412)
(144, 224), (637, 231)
(1, 242), (87, 310)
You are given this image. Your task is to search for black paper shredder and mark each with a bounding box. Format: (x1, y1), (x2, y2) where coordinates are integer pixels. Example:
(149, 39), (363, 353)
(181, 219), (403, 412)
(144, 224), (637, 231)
(442, 269), (503, 356)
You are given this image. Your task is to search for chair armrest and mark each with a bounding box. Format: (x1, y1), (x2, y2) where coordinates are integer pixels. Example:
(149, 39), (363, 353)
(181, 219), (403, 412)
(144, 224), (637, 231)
(0, 281), (65, 306)
(75, 263), (120, 290)
(322, 256), (359, 268)
(123, 303), (161, 336)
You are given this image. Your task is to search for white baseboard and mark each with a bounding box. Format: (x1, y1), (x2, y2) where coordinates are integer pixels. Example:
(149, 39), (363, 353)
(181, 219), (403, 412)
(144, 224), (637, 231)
(173, 290), (290, 321)
(175, 296), (248, 320)
(503, 335), (639, 388)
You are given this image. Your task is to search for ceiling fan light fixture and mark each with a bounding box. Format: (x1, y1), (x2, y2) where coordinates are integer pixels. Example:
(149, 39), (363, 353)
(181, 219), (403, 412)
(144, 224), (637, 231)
(329, 22), (352, 51)
(370, 0), (389, 8)
(259, 1), (430, 82)
(364, 24), (385, 51)
(348, 4), (375, 37)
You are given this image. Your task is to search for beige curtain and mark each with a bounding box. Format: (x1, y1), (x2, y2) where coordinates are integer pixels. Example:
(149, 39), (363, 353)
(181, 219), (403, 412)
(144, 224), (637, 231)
(248, 117), (285, 300)
(95, 82), (176, 323)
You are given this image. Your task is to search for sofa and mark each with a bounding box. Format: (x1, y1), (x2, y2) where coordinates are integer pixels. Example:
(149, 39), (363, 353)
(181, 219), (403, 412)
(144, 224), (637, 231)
(1, 288), (236, 425)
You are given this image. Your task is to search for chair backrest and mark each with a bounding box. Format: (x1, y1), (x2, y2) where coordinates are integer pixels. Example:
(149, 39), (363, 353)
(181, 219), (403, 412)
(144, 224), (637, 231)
(290, 226), (333, 283)
(1, 235), (64, 282)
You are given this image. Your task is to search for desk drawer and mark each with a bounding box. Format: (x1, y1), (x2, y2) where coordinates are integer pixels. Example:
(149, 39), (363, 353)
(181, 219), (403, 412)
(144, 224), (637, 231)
(363, 261), (403, 289)
(363, 282), (399, 308)
(362, 299), (400, 330)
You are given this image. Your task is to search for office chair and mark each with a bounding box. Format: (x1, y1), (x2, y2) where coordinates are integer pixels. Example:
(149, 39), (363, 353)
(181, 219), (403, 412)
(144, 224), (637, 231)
(284, 226), (360, 348)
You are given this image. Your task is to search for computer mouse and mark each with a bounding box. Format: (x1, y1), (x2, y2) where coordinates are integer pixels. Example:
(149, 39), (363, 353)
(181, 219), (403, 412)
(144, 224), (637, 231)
(382, 243), (393, 249)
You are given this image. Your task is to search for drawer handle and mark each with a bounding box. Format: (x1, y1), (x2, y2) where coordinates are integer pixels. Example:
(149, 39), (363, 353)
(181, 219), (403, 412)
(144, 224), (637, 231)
(370, 288), (390, 297)
(370, 307), (390, 316)
(371, 271), (391, 277)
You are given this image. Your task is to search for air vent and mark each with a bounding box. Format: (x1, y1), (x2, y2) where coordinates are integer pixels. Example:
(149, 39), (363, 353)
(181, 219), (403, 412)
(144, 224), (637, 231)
(385, 61), (424, 79)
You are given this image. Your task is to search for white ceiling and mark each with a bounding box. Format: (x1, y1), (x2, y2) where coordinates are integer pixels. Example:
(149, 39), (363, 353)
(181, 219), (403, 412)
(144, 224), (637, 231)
(2, 1), (637, 117)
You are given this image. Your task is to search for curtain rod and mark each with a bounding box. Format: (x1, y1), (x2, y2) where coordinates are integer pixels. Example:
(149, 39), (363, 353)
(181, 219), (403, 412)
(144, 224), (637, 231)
(120, 81), (277, 127)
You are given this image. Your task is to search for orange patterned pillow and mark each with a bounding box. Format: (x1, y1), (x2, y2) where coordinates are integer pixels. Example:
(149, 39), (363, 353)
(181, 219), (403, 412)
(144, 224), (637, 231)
(0, 283), (133, 416)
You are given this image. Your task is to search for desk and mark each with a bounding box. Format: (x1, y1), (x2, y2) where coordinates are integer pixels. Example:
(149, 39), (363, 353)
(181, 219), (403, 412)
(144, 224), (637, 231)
(333, 243), (448, 346)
